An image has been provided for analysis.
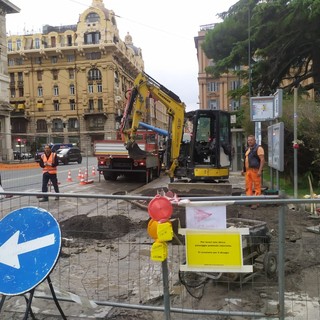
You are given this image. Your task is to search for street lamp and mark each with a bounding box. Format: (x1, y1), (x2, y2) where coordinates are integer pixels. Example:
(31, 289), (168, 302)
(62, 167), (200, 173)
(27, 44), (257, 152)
(17, 138), (22, 162)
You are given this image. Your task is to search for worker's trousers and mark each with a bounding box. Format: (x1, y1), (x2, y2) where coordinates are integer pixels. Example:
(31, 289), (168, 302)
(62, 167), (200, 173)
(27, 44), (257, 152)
(245, 168), (261, 196)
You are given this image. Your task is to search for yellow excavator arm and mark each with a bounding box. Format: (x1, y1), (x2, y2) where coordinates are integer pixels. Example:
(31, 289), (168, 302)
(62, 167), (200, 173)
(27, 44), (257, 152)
(121, 72), (186, 180)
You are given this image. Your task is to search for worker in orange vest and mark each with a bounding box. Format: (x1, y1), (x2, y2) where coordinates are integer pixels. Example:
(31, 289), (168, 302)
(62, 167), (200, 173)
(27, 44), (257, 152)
(39, 144), (60, 202)
(241, 135), (265, 210)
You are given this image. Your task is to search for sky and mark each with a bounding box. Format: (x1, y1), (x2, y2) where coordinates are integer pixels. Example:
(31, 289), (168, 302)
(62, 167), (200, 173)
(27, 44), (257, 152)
(6, 0), (238, 111)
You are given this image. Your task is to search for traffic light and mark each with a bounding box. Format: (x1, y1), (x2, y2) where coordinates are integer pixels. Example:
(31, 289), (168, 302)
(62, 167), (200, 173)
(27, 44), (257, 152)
(17, 138), (21, 145)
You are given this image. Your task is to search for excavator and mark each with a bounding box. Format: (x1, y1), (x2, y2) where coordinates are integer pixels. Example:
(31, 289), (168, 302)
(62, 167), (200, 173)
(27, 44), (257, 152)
(120, 71), (232, 183)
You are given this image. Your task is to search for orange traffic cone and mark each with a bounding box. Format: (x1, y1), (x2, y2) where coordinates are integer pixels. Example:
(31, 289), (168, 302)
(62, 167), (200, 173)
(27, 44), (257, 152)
(77, 169), (82, 180)
(67, 170), (73, 182)
(92, 166), (96, 176)
(79, 173), (86, 185)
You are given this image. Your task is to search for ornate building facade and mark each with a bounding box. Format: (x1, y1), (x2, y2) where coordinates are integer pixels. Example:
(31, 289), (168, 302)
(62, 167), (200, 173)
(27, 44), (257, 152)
(7, 0), (145, 155)
(0, 0), (19, 161)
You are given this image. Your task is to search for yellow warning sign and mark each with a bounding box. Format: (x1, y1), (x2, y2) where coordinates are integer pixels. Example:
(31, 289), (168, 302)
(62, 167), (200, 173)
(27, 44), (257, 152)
(179, 229), (253, 273)
(186, 232), (241, 267)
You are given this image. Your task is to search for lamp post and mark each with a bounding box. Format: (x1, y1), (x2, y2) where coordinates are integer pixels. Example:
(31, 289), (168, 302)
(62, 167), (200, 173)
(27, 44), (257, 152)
(17, 138), (22, 162)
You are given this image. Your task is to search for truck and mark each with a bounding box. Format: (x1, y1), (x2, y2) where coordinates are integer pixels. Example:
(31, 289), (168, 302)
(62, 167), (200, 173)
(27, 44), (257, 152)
(94, 130), (161, 183)
(121, 71), (232, 183)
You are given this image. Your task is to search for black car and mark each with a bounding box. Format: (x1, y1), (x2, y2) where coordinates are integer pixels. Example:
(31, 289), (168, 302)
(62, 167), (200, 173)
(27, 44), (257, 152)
(35, 143), (73, 162)
(56, 147), (82, 165)
(13, 151), (22, 160)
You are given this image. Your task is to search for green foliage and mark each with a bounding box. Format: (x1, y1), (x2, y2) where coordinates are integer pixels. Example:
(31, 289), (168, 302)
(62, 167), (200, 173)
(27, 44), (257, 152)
(202, 0), (320, 96)
(202, 0), (320, 185)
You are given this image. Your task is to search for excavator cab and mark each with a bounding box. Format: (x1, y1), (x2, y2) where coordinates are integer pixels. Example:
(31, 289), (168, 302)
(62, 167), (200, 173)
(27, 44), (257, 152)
(175, 109), (232, 182)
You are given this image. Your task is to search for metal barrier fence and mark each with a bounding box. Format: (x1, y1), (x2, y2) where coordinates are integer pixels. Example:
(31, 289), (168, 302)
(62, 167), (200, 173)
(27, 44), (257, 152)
(1, 192), (320, 319)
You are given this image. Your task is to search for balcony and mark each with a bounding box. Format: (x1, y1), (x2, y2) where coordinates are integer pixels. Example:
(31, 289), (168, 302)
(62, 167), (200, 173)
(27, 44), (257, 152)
(87, 125), (105, 132)
(52, 127), (64, 133)
(83, 108), (107, 119)
(36, 127), (48, 133)
(68, 127), (79, 132)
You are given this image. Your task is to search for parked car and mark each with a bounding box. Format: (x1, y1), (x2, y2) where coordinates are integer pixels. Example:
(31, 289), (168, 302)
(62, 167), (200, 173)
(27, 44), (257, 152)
(35, 143), (73, 162)
(21, 152), (33, 159)
(13, 151), (22, 160)
(56, 147), (82, 165)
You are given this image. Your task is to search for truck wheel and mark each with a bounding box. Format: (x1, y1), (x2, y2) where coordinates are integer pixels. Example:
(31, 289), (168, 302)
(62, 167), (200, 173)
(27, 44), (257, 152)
(146, 169), (153, 183)
(154, 166), (161, 178)
(103, 172), (118, 181)
(263, 252), (277, 277)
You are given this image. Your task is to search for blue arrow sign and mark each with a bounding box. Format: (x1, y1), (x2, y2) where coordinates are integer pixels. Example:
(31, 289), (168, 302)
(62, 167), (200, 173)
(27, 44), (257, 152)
(0, 206), (61, 295)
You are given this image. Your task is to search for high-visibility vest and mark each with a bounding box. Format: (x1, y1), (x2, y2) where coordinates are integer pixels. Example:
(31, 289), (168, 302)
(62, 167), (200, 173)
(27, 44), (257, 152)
(41, 152), (57, 174)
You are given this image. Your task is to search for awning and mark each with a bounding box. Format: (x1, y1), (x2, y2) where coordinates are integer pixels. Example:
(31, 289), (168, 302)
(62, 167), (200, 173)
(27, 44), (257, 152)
(18, 103), (25, 109)
(37, 103), (44, 109)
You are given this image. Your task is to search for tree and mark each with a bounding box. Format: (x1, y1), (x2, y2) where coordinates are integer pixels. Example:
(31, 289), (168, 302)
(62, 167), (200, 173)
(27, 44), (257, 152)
(202, 0), (320, 185)
(202, 0), (320, 97)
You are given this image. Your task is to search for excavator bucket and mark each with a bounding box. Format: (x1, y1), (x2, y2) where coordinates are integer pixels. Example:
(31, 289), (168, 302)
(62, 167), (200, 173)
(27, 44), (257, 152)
(126, 141), (150, 159)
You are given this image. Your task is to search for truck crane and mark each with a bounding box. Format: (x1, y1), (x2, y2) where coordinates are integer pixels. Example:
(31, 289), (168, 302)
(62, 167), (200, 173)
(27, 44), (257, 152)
(120, 71), (232, 183)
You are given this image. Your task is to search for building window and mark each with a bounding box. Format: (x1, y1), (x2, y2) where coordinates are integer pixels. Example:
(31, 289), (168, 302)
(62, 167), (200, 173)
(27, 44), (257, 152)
(15, 58), (23, 65)
(52, 118), (63, 131)
(51, 36), (56, 48)
(51, 56), (58, 64)
(88, 99), (94, 110)
(86, 12), (100, 23)
(18, 87), (24, 97)
(207, 82), (220, 92)
(53, 100), (60, 111)
(52, 69), (58, 80)
(85, 52), (101, 60)
(97, 83), (102, 92)
(84, 32), (100, 44)
(67, 35), (73, 46)
(36, 119), (47, 131)
(68, 118), (78, 130)
(230, 99), (240, 111)
(18, 72), (23, 81)
(88, 68), (101, 81)
(37, 71), (42, 81)
(53, 85), (59, 96)
(37, 86), (43, 97)
(68, 69), (75, 79)
(208, 99), (219, 110)
(34, 57), (42, 64)
(8, 40), (12, 52)
(88, 84), (94, 94)
(67, 54), (75, 62)
(89, 116), (104, 129)
(8, 58), (14, 66)
(10, 88), (15, 98)
(70, 99), (76, 110)
(98, 99), (103, 111)
(35, 38), (40, 49)
(16, 39), (21, 50)
(70, 84), (75, 95)
(230, 80), (240, 90)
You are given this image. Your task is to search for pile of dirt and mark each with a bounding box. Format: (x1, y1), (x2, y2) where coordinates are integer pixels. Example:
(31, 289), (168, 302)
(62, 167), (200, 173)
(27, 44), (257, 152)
(60, 214), (132, 240)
